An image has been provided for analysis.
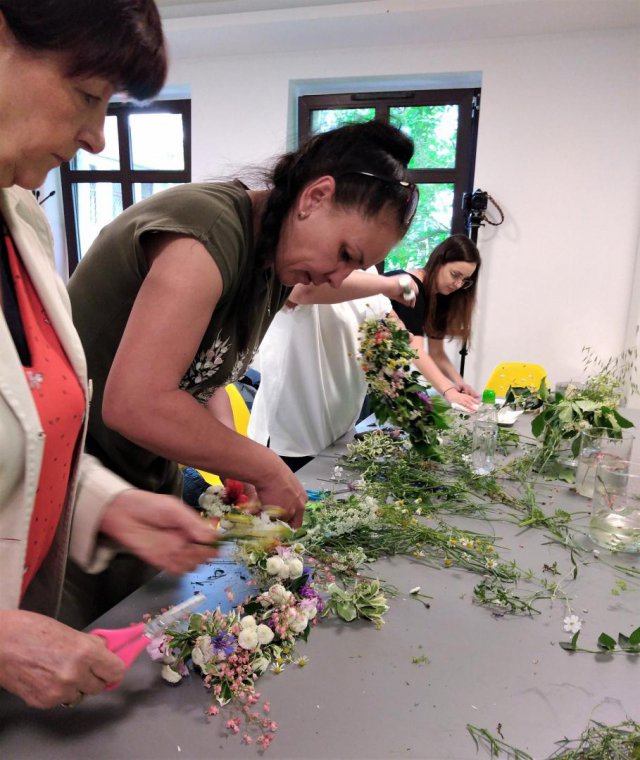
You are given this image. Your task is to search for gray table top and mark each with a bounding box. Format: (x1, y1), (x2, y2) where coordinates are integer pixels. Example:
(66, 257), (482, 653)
(1, 414), (639, 759)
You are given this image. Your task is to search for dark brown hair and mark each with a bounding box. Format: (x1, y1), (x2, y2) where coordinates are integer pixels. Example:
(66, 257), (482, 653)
(255, 120), (415, 267)
(231, 121), (415, 349)
(421, 234), (481, 342)
(0, 0), (167, 100)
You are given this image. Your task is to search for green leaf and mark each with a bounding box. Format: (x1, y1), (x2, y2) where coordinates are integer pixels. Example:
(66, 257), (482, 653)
(574, 399), (601, 412)
(619, 633), (631, 649)
(597, 632), (617, 651)
(558, 405), (575, 424)
(531, 413), (545, 438)
(613, 409), (634, 428)
(560, 631), (580, 651)
(335, 601), (357, 622)
(629, 627), (640, 646)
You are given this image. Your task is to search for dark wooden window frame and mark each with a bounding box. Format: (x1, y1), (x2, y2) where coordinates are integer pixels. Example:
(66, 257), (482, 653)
(298, 88), (479, 242)
(60, 99), (191, 275)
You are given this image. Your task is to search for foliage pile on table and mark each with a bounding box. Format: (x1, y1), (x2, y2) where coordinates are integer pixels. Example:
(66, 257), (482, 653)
(468, 719), (640, 759)
(149, 341), (639, 752)
(517, 346), (636, 479)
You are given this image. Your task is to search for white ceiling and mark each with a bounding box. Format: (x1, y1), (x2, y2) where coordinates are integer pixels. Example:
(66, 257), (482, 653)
(156, 0), (640, 59)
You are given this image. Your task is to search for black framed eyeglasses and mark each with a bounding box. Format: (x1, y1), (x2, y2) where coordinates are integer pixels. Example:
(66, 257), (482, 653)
(448, 268), (475, 290)
(338, 170), (419, 228)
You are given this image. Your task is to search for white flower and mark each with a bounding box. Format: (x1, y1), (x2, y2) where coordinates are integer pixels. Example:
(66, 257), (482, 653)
(286, 558), (304, 579)
(251, 655), (270, 674)
(240, 615), (257, 629)
(238, 628), (259, 650)
(563, 614), (582, 634)
(332, 465), (344, 480)
(191, 646), (205, 669)
(161, 664), (183, 684)
(485, 558), (498, 570)
(299, 598), (317, 620)
(191, 635), (213, 669)
(256, 624), (274, 645)
(289, 611), (309, 634)
(266, 556), (286, 576)
(409, 586), (421, 595)
(268, 583), (292, 606)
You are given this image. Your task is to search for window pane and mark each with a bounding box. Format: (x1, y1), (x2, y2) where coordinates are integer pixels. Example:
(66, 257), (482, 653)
(310, 107), (375, 135)
(73, 182), (123, 258)
(70, 115), (120, 170)
(390, 105), (458, 169)
(133, 182), (182, 203)
(385, 183), (454, 270)
(129, 113), (185, 170)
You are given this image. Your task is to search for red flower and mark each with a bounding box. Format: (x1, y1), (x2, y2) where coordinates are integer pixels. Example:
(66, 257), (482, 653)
(224, 479), (246, 505)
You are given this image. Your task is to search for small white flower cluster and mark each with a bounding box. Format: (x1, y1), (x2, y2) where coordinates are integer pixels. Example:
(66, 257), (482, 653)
(265, 553), (304, 581)
(305, 495), (380, 540)
(257, 583), (318, 636)
(237, 615), (275, 651)
(328, 546), (369, 572)
(198, 485), (231, 519)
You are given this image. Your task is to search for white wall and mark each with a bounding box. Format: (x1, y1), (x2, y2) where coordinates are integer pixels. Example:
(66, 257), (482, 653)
(168, 27), (640, 394)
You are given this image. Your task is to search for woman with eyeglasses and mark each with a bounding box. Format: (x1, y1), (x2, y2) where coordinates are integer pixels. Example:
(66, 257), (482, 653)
(0, 0), (223, 709)
(386, 234), (482, 412)
(65, 120), (417, 621)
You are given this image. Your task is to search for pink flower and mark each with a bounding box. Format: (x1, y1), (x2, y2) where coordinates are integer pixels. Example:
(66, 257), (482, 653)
(207, 705), (219, 716)
(146, 635), (166, 661)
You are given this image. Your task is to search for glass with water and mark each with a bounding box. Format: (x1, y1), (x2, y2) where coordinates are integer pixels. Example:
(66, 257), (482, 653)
(471, 390), (498, 476)
(574, 429), (634, 498)
(590, 459), (640, 553)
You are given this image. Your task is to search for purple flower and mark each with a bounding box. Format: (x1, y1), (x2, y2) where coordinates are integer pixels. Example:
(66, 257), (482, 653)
(212, 632), (236, 657)
(299, 582), (325, 613)
(417, 391), (433, 412)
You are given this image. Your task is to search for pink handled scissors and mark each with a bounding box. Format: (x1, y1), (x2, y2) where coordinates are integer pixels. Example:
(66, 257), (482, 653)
(91, 591), (206, 689)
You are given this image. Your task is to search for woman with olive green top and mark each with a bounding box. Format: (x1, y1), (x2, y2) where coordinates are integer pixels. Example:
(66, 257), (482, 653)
(69, 180), (289, 497)
(68, 120), (418, 535)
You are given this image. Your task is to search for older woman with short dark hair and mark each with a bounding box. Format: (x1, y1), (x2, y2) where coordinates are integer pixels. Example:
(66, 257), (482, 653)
(0, 0), (220, 709)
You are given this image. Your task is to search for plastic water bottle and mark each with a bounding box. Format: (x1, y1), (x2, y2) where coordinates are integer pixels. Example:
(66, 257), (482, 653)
(471, 389), (498, 475)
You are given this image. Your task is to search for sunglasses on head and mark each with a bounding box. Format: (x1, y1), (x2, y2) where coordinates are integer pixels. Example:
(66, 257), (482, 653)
(338, 170), (419, 228)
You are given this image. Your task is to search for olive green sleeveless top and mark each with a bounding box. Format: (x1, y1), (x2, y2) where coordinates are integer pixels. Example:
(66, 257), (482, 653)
(69, 181), (289, 494)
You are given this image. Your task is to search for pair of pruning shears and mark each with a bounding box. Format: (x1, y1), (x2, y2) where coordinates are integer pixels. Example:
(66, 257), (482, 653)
(90, 592), (206, 688)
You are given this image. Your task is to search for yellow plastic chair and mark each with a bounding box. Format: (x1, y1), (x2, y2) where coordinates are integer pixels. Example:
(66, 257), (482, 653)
(484, 362), (548, 398)
(196, 384), (251, 487)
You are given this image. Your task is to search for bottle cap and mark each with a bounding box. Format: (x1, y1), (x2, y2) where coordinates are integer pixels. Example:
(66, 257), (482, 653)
(482, 389), (496, 404)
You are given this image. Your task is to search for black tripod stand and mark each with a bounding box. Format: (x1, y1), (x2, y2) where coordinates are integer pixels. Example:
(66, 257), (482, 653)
(459, 189), (488, 376)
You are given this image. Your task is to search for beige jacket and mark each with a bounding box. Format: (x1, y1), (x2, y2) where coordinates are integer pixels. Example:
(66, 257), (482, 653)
(0, 186), (130, 616)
